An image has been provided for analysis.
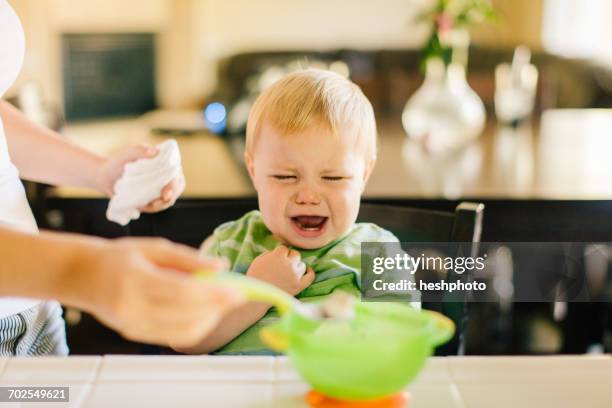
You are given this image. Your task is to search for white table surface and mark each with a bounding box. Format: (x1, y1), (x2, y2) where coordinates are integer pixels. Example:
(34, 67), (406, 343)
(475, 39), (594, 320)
(1, 355), (611, 408)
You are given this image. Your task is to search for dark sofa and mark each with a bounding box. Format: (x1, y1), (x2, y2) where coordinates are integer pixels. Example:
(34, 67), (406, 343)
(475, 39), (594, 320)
(207, 47), (612, 131)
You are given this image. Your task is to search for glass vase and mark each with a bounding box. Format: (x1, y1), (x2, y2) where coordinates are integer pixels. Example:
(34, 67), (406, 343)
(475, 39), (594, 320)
(401, 58), (486, 154)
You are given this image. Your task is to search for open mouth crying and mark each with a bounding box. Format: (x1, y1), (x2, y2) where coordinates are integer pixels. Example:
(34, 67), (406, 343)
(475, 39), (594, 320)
(291, 216), (328, 231)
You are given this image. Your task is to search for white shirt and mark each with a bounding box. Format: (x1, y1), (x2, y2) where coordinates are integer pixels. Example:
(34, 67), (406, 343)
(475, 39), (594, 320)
(0, 0), (40, 318)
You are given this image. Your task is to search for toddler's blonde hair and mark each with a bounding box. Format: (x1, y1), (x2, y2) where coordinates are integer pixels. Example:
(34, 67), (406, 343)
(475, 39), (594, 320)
(245, 69), (376, 159)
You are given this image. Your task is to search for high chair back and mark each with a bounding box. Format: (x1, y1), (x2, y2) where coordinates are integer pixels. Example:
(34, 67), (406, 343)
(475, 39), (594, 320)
(356, 202), (484, 355)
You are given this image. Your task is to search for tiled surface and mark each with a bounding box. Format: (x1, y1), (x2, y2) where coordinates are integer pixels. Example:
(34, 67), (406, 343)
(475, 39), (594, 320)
(0, 357), (101, 383)
(96, 355), (274, 383)
(0, 357), (100, 408)
(457, 382), (612, 408)
(271, 382), (312, 408)
(411, 357), (453, 383)
(447, 355), (612, 384)
(274, 357), (301, 382)
(83, 382), (273, 408)
(0, 385), (92, 408)
(448, 356), (612, 408)
(407, 383), (464, 408)
(0, 356), (609, 407)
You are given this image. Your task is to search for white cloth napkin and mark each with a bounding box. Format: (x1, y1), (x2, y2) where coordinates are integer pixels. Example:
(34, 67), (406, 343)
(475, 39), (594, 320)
(106, 140), (182, 226)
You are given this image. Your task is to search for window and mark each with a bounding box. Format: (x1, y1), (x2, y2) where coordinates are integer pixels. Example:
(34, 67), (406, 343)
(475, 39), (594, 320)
(542, 0), (612, 65)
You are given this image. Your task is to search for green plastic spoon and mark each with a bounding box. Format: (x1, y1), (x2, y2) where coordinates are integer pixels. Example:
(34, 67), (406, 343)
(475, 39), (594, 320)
(196, 270), (319, 316)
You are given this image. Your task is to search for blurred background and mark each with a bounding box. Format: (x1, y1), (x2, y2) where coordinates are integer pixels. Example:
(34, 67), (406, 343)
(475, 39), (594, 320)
(4, 0), (612, 356)
(6, 0), (612, 119)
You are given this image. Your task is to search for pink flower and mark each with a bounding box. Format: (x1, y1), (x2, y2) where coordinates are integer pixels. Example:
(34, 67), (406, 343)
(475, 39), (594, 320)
(436, 13), (454, 33)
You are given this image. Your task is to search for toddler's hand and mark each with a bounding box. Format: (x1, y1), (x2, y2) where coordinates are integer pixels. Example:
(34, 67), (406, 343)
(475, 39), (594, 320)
(247, 245), (315, 296)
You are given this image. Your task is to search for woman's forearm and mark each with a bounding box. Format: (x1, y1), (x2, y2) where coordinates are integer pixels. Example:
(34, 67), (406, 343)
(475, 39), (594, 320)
(0, 226), (247, 348)
(0, 227), (98, 307)
(0, 100), (106, 191)
(173, 301), (271, 354)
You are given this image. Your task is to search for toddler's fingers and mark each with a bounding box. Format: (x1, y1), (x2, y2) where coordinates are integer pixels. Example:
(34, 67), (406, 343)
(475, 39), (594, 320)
(301, 267), (315, 287)
(272, 245), (292, 258)
(286, 248), (301, 262)
(272, 245), (287, 254)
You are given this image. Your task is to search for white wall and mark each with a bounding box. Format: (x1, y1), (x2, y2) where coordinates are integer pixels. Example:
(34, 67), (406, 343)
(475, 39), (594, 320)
(541, 0), (612, 64)
(9, 0), (174, 107)
(189, 0), (432, 98)
(49, 0), (170, 31)
(8, 0), (543, 110)
(194, 0), (430, 57)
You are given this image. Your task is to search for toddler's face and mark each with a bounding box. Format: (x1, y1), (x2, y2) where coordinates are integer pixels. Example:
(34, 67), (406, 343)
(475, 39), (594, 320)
(246, 122), (374, 250)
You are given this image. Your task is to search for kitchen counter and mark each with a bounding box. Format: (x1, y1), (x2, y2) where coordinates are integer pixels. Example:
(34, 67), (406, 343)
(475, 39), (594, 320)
(1, 355), (611, 407)
(51, 108), (612, 200)
(53, 111), (254, 199)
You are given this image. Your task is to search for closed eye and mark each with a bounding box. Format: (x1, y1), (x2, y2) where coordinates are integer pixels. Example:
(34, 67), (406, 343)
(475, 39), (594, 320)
(271, 175), (297, 181)
(322, 176), (346, 181)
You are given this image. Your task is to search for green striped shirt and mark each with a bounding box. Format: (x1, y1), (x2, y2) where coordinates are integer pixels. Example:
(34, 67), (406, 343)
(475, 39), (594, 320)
(201, 210), (400, 354)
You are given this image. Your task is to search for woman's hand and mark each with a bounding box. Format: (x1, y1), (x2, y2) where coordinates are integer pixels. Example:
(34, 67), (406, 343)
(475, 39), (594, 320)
(98, 144), (186, 213)
(0, 228), (244, 348)
(68, 237), (243, 348)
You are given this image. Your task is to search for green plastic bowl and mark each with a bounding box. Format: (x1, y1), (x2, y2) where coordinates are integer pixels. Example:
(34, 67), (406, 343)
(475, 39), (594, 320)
(196, 271), (454, 401)
(260, 302), (454, 401)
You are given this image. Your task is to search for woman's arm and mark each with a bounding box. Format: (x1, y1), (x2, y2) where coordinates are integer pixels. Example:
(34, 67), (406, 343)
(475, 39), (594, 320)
(0, 226), (243, 348)
(0, 100), (185, 209)
(0, 100), (106, 192)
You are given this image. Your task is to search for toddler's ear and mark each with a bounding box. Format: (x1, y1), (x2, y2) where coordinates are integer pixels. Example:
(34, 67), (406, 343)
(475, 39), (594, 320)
(244, 152), (256, 182)
(363, 157), (377, 186)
